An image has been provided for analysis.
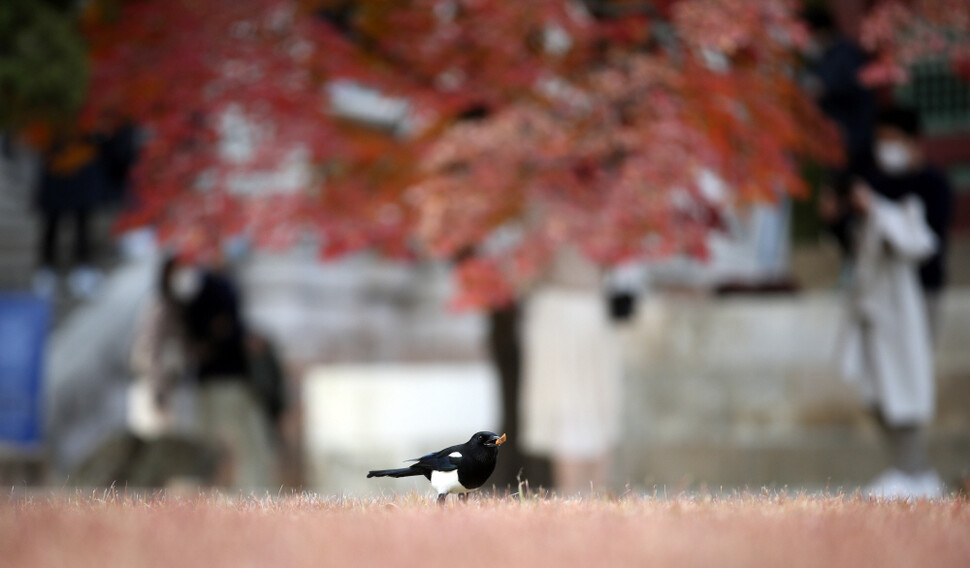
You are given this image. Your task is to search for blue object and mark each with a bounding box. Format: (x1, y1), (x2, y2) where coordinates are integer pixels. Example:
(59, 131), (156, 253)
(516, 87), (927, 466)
(0, 294), (51, 450)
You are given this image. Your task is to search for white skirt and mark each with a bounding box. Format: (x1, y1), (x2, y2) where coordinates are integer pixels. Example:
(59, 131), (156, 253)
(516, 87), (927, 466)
(520, 288), (622, 459)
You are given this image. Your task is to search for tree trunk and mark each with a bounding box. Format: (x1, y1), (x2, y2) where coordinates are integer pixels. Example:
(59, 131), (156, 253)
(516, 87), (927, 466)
(487, 302), (551, 493)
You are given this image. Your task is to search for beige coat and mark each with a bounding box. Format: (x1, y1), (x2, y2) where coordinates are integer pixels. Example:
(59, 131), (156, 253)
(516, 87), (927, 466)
(837, 194), (937, 426)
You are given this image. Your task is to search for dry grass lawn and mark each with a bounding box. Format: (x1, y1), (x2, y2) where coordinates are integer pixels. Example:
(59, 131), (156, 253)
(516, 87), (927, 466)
(2, 491), (969, 567)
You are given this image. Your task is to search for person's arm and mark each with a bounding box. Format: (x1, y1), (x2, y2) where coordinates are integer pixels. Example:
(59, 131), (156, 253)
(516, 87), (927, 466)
(854, 182), (936, 262)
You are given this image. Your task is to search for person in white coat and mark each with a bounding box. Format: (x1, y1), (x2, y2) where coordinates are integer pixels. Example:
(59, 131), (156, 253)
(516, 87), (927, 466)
(838, 107), (952, 499)
(520, 247), (622, 494)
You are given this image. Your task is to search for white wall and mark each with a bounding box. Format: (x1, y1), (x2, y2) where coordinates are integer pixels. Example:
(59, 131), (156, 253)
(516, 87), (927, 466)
(303, 363), (500, 495)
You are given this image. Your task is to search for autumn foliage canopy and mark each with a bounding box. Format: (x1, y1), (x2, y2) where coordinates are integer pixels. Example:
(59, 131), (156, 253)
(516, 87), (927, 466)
(75, 0), (952, 306)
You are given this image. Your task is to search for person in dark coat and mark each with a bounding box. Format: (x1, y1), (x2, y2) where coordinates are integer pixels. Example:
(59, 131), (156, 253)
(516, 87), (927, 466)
(180, 270), (249, 382)
(33, 131), (107, 300)
(802, 5), (878, 268)
(164, 258), (276, 488)
(97, 120), (140, 207)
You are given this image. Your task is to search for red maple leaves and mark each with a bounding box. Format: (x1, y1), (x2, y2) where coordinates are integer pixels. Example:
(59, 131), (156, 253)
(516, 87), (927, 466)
(859, 0), (970, 85)
(81, 0), (854, 307)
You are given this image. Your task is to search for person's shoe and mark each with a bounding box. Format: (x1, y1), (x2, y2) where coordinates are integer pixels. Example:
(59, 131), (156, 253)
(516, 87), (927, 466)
(910, 470), (944, 500)
(68, 266), (102, 300)
(865, 468), (945, 501)
(865, 468), (912, 500)
(32, 268), (58, 300)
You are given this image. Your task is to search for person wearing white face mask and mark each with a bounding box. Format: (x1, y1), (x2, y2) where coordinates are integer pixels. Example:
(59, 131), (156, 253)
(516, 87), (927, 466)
(875, 138), (913, 176)
(130, 253), (276, 489)
(869, 107), (953, 326)
(129, 256), (194, 439)
(837, 106), (953, 500)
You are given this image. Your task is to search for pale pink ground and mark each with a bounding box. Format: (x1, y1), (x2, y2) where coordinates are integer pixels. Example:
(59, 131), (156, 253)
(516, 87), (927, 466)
(2, 493), (969, 567)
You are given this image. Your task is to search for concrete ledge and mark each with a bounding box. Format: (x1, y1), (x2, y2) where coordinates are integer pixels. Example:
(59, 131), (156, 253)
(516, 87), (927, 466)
(303, 363), (500, 494)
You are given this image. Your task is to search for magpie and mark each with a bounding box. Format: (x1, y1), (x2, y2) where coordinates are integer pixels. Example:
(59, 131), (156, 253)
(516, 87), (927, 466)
(367, 431), (507, 503)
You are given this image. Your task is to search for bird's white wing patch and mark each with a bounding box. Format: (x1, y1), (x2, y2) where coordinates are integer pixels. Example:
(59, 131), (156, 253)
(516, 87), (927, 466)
(449, 452), (462, 458)
(431, 469), (473, 495)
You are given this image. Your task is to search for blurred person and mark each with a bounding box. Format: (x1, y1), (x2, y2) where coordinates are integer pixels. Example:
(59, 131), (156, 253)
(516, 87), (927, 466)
(801, 4), (877, 274)
(837, 106), (953, 499)
(520, 247), (622, 495)
(867, 108), (953, 340)
(129, 256), (192, 439)
(178, 255), (277, 489)
(32, 130), (107, 300)
(131, 253), (276, 489)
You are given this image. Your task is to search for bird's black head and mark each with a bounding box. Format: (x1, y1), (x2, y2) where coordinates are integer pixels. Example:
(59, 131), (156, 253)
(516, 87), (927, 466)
(470, 431), (507, 449)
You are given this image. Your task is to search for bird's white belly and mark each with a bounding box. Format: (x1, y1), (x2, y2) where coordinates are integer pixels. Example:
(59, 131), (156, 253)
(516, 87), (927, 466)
(430, 469), (472, 495)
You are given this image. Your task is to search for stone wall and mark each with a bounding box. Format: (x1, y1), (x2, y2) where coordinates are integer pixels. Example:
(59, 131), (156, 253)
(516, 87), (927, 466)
(614, 291), (970, 490)
(242, 252), (487, 367)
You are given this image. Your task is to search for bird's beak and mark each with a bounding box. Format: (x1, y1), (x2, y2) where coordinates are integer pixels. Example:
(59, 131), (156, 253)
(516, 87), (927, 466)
(494, 433), (507, 446)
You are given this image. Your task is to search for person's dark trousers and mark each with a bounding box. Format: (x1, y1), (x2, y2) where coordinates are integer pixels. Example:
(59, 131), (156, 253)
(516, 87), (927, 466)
(40, 208), (91, 268)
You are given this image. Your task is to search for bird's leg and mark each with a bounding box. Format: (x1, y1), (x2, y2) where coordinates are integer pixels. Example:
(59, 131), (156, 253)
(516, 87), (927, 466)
(437, 494), (447, 506)
(458, 493), (468, 504)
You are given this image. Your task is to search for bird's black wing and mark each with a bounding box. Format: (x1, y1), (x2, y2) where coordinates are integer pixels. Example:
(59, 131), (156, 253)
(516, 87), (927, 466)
(405, 444), (462, 472)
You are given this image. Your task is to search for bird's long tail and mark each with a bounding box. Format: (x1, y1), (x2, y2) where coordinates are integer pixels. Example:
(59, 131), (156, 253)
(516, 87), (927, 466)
(366, 466), (421, 478)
